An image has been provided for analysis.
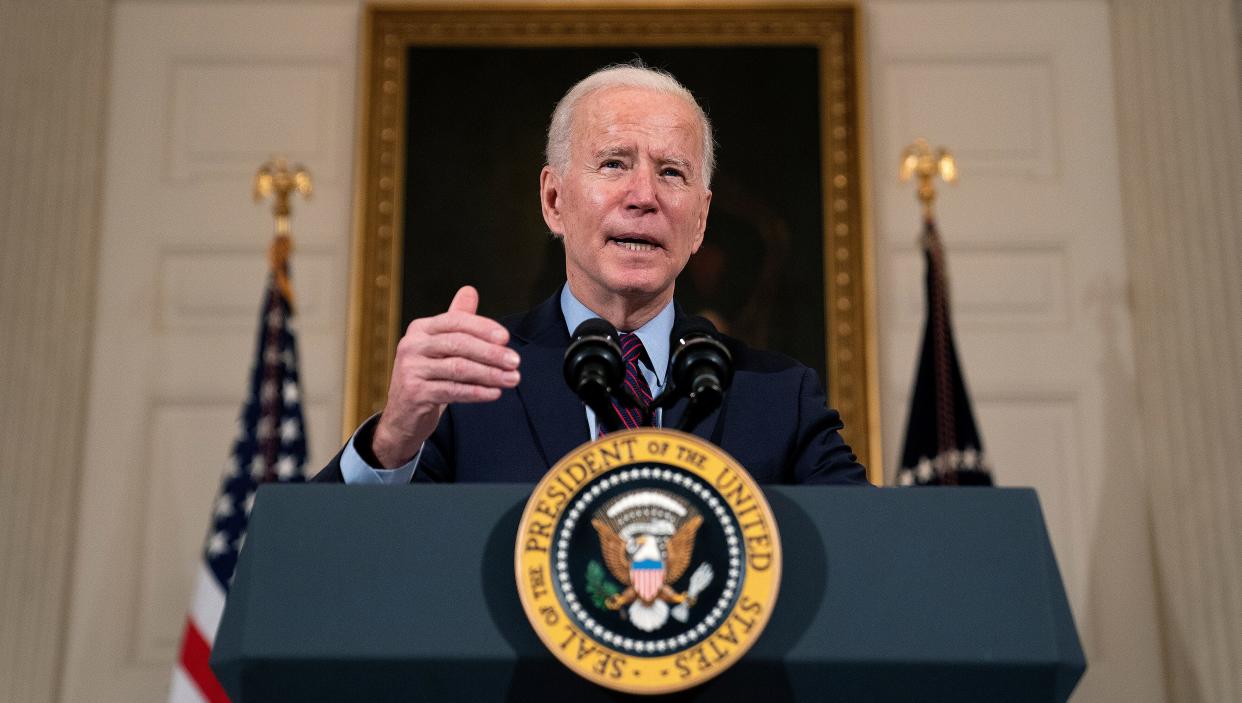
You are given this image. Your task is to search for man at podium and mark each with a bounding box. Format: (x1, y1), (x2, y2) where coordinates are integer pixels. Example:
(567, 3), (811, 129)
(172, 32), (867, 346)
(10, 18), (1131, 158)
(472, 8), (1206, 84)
(314, 64), (867, 487)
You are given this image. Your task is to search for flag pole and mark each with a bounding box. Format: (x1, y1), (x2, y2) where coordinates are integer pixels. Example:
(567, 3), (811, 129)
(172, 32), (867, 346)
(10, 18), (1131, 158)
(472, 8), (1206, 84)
(895, 139), (992, 487)
(253, 156), (313, 310)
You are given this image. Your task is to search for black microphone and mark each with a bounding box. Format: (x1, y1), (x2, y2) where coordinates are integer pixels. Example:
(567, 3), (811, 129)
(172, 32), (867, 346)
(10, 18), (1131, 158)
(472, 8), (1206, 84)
(563, 318), (626, 433)
(655, 316), (734, 432)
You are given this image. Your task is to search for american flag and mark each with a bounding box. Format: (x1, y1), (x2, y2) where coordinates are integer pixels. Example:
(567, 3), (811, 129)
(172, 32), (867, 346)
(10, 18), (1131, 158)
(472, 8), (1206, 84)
(169, 250), (308, 702)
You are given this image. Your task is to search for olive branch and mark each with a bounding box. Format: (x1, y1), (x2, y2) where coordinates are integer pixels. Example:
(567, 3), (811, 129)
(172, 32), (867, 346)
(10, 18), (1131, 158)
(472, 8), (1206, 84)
(585, 559), (621, 610)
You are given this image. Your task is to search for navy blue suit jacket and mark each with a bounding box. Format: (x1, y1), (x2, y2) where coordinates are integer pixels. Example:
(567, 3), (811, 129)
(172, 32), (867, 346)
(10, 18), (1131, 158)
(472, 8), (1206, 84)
(314, 292), (867, 485)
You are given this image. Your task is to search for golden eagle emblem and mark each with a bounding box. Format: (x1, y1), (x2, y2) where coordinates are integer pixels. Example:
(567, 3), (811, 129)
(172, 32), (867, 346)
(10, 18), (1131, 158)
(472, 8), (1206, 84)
(590, 490), (715, 632)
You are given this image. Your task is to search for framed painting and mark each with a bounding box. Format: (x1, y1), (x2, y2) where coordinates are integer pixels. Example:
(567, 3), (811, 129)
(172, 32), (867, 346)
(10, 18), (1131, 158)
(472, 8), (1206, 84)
(345, 3), (879, 478)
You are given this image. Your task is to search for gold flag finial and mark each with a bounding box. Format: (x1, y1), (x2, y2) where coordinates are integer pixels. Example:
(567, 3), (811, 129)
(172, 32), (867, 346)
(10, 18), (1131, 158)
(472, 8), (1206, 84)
(253, 156), (312, 308)
(898, 138), (957, 221)
(253, 156), (313, 236)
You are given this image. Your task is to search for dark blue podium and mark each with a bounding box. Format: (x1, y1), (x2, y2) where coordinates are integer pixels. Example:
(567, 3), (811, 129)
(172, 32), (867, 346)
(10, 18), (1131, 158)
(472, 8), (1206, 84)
(211, 485), (1084, 701)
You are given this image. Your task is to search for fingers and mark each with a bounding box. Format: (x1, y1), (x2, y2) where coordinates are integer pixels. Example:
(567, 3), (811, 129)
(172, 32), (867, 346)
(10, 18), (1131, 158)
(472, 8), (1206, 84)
(418, 356), (520, 389)
(376, 287), (510, 456)
(417, 308), (509, 345)
(448, 285), (479, 315)
(389, 285), (520, 421)
(417, 379), (505, 405)
(420, 332), (520, 371)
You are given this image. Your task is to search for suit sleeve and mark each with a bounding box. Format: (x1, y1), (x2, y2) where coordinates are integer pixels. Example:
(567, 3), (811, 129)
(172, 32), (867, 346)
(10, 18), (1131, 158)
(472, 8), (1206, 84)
(411, 406), (455, 483)
(311, 444), (348, 483)
(790, 367), (870, 485)
(310, 411), (457, 483)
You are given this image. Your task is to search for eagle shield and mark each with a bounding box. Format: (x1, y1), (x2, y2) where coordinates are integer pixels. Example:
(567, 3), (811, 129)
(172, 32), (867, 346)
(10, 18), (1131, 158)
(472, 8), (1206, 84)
(630, 552), (665, 602)
(591, 489), (704, 631)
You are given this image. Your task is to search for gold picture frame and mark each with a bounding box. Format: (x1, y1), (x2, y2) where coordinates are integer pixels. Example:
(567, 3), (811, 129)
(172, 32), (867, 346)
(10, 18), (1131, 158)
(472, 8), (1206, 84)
(345, 2), (880, 480)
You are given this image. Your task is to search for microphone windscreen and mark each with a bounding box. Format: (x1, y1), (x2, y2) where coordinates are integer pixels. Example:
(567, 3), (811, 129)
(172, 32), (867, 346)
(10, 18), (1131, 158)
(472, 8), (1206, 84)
(572, 317), (619, 342)
(673, 315), (718, 343)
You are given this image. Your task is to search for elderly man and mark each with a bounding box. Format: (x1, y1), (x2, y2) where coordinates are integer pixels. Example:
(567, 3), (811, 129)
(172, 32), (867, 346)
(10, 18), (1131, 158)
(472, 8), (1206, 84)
(314, 64), (866, 485)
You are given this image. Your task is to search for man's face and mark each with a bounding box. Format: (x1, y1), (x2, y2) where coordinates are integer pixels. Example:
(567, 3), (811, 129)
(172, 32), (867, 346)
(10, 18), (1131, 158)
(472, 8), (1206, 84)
(540, 87), (712, 309)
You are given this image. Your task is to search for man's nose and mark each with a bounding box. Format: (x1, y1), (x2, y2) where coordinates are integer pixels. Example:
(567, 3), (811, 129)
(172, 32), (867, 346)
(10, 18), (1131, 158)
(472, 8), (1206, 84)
(623, 167), (658, 213)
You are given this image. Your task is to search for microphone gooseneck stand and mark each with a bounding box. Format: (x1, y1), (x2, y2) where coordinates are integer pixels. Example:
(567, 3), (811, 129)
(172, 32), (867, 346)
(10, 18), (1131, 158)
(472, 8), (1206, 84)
(563, 318), (628, 434)
(651, 316), (735, 434)
(564, 315), (734, 435)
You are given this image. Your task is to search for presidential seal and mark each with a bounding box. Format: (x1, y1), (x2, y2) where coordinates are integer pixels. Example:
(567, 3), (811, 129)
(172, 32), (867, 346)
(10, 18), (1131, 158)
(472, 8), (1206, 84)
(515, 429), (781, 694)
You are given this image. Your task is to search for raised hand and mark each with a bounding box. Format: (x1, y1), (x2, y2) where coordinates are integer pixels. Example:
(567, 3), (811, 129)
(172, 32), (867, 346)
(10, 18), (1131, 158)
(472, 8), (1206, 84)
(371, 285), (520, 467)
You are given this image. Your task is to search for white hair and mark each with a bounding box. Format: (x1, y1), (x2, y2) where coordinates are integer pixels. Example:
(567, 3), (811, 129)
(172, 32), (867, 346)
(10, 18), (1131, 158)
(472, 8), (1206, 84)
(545, 63), (715, 188)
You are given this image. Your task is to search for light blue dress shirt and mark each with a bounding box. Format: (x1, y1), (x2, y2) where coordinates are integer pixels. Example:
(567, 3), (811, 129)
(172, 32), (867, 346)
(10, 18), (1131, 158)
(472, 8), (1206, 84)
(339, 285), (673, 484)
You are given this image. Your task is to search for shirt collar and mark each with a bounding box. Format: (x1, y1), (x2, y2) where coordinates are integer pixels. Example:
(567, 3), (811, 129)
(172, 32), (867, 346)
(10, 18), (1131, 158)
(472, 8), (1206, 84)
(560, 284), (673, 387)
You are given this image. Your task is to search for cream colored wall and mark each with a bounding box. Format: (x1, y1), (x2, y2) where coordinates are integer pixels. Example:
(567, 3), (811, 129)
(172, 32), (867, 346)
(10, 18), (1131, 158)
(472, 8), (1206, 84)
(868, 3), (1164, 700)
(58, 4), (358, 701)
(1112, 2), (1242, 700)
(1, 1), (1239, 702)
(0, 2), (109, 702)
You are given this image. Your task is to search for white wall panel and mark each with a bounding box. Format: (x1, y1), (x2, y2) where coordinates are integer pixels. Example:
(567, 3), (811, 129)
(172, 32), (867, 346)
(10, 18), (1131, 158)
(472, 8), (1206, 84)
(61, 4), (358, 702)
(890, 243), (1070, 328)
(134, 403), (240, 665)
(884, 58), (1058, 177)
(168, 59), (348, 183)
(158, 250), (335, 330)
(976, 396), (1087, 612)
(868, 2), (1165, 700)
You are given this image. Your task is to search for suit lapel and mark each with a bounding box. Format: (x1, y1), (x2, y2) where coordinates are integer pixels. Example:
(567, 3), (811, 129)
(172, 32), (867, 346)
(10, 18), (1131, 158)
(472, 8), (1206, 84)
(662, 395), (724, 444)
(512, 293), (591, 468)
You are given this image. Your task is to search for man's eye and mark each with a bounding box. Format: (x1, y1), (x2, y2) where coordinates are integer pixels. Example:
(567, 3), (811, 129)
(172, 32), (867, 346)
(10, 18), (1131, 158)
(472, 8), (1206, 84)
(601, 159), (624, 169)
(662, 167), (686, 179)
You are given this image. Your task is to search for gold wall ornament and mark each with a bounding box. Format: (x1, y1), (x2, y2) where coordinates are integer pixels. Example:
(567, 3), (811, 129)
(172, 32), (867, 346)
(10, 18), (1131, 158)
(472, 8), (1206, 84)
(346, 4), (879, 482)
(253, 156), (312, 307)
(899, 138), (957, 221)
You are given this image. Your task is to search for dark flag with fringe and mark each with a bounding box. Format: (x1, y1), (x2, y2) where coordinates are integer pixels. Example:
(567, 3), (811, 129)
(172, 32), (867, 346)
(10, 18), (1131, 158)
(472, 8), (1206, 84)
(895, 218), (993, 486)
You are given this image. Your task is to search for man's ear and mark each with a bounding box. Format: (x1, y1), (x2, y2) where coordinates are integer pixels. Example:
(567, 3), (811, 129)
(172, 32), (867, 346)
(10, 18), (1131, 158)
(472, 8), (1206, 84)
(691, 189), (712, 255)
(540, 166), (564, 236)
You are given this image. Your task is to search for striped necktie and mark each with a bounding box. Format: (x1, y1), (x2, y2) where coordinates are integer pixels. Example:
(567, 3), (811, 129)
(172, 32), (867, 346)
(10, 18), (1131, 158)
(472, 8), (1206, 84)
(610, 332), (653, 430)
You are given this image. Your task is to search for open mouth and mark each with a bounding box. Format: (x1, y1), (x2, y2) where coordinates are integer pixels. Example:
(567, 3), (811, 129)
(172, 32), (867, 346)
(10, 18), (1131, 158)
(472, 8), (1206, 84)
(610, 236), (660, 252)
